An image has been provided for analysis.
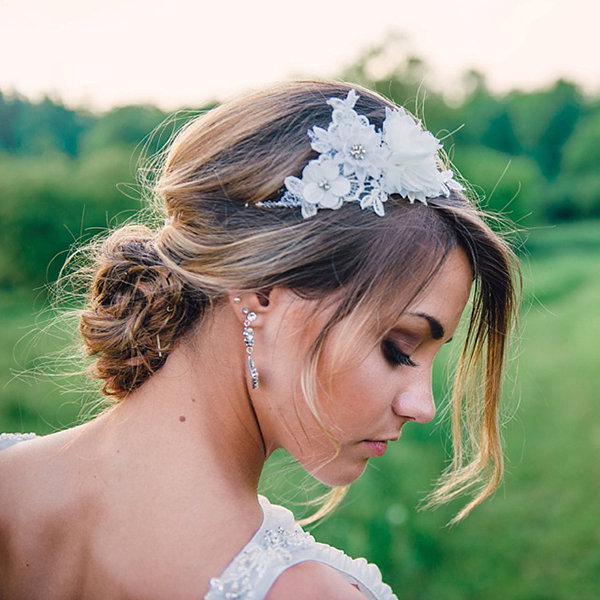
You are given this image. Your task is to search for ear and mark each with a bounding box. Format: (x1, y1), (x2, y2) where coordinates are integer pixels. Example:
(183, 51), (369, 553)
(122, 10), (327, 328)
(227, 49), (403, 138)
(227, 288), (293, 326)
(227, 290), (271, 327)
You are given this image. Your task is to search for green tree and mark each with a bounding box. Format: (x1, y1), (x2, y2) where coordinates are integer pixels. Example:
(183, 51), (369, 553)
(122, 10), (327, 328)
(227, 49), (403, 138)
(507, 80), (583, 179)
(11, 95), (92, 156)
(543, 106), (600, 220)
(0, 92), (19, 151)
(0, 148), (142, 288)
(79, 105), (167, 156)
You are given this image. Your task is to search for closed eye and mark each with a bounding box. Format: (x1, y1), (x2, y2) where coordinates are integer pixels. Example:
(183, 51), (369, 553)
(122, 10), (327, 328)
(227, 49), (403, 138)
(381, 340), (418, 368)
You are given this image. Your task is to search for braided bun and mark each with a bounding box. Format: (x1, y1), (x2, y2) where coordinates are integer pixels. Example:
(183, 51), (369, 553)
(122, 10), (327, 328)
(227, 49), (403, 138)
(79, 226), (204, 399)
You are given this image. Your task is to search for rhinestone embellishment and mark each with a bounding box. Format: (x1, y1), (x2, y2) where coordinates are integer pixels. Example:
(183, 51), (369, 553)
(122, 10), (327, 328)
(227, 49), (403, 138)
(242, 309), (259, 389)
(350, 143), (366, 159)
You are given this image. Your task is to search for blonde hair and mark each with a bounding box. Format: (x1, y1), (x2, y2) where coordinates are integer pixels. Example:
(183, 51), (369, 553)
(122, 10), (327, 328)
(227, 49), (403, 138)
(78, 80), (519, 522)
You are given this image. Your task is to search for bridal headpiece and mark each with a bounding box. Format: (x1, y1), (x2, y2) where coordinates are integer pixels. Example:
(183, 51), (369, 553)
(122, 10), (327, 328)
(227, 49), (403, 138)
(259, 89), (462, 218)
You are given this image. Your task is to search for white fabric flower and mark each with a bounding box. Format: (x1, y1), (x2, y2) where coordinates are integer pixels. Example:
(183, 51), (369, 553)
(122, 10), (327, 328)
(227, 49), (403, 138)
(268, 90), (463, 218)
(335, 123), (385, 183)
(381, 107), (450, 203)
(309, 93), (385, 184)
(300, 158), (351, 209)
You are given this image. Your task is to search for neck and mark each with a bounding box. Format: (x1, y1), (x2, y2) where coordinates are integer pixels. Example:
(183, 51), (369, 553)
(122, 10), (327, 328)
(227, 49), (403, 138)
(83, 302), (266, 503)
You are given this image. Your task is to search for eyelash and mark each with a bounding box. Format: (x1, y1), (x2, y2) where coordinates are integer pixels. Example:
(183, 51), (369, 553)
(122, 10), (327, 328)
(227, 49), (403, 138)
(381, 340), (417, 368)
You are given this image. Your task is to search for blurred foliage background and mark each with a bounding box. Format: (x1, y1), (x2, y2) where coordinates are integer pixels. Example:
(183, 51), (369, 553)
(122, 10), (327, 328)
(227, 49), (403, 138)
(1, 41), (599, 599)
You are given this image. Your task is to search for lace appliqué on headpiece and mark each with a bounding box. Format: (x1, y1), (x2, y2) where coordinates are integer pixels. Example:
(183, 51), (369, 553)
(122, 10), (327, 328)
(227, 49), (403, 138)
(258, 89), (462, 218)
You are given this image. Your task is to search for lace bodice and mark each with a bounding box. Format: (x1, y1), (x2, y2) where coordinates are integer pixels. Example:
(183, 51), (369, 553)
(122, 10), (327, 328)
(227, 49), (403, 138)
(0, 434), (397, 599)
(205, 495), (397, 600)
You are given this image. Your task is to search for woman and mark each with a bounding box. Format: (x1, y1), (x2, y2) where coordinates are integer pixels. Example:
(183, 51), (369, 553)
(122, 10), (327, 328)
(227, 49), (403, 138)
(0, 81), (519, 599)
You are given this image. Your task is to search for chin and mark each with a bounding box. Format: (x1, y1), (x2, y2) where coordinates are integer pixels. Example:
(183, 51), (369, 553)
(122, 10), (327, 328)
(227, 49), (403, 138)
(308, 459), (368, 487)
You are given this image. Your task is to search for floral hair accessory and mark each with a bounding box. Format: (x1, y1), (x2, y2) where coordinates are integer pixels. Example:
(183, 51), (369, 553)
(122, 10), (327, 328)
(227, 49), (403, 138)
(258, 89), (463, 218)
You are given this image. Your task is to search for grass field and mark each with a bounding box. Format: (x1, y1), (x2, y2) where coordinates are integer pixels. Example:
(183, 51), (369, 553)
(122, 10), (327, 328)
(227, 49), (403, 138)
(1, 220), (599, 599)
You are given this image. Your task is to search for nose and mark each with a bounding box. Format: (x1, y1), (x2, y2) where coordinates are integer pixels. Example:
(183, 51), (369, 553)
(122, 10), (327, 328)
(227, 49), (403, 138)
(392, 389), (436, 424)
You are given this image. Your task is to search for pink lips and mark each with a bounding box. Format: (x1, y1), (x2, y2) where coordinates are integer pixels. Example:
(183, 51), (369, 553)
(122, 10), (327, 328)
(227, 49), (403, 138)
(364, 440), (388, 456)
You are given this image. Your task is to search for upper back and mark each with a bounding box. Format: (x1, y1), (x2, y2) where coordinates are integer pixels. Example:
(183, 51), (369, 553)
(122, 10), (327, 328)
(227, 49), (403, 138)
(0, 433), (83, 599)
(0, 432), (225, 599)
(0, 436), (394, 600)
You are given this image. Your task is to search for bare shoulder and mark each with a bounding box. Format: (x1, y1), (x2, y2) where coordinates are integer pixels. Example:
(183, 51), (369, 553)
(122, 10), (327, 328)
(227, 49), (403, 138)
(0, 437), (39, 592)
(266, 560), (368, 600)
(0, 429), (87, 597)
(0, 435), (40, 518)
(0, 429), (70, 496)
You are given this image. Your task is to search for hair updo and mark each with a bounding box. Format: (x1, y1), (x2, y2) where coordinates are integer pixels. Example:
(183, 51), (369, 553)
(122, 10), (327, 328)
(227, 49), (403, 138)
(77, 80), (519, 520)
(78, 229), (205, 398)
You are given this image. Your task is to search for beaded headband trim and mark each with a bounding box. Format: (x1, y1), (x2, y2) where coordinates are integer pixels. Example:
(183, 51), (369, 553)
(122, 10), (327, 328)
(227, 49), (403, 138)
(257, 89), (462, 218)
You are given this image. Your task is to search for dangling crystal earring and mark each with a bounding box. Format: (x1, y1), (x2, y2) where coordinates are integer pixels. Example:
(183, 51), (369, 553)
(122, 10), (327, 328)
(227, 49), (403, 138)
(242, 308), (259, 389)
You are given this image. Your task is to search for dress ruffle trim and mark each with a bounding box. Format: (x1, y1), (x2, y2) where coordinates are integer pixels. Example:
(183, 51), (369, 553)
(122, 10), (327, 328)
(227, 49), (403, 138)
(310, 542), (397, 600)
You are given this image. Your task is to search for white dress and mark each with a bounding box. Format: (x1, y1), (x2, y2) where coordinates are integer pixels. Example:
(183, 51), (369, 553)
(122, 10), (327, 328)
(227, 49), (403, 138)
(205, 495), (397, 600)
(0, 432), (37, 450)
(0, 433), (398, 600)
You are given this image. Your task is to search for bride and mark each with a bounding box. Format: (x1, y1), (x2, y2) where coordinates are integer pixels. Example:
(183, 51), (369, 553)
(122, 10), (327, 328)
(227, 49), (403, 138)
(0, 81), (519, 599)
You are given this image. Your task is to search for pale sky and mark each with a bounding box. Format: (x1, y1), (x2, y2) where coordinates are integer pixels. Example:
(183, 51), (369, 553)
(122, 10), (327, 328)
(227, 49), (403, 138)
(1, 0), (598, 111)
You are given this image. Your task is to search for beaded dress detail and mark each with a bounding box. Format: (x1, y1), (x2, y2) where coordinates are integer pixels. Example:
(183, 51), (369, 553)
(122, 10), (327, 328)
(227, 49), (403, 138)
(205, 495), (397, 600)
(0, 432), (36, 451)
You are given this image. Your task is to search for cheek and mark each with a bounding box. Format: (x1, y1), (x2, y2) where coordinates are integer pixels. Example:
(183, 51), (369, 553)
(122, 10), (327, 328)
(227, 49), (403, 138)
(259, 326), (310, 393)
(319, 353), (391, 425)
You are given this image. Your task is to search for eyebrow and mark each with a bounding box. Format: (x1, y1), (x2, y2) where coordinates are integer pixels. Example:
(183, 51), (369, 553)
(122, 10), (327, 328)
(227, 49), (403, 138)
(408, 312), (445, 340)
